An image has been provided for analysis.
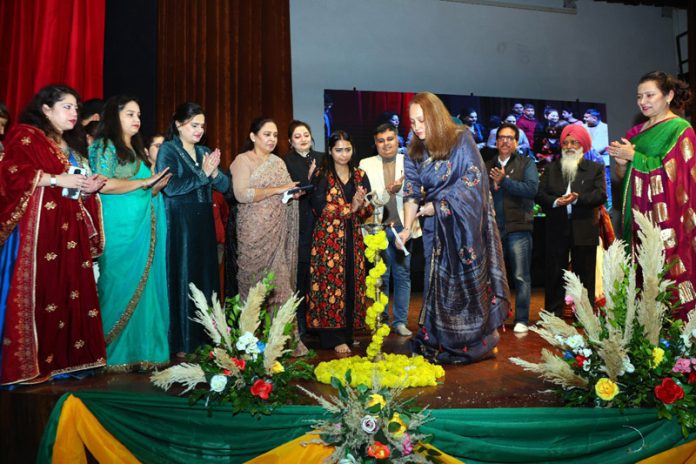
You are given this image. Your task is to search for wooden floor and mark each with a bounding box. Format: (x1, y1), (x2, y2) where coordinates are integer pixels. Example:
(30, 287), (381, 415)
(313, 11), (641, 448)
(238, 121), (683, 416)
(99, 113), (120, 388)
(1, 288), (562, 461)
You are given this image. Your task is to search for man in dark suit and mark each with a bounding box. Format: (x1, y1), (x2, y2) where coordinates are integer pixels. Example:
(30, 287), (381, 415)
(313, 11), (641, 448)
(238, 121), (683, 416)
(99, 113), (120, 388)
(536, 124), (607, 316)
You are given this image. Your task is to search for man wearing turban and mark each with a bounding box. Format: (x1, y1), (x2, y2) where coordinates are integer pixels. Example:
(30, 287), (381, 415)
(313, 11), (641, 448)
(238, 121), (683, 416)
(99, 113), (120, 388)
(536, 125), (607, 316)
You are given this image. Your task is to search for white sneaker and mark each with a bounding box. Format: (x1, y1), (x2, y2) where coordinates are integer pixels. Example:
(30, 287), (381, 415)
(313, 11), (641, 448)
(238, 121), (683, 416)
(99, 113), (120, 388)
(513, 323), (529, 334)
(394, 323), (412, 337)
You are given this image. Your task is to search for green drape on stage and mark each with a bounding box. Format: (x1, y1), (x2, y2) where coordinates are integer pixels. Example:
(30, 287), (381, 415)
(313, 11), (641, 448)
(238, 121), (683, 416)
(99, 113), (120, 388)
(37, 390), (695, 463)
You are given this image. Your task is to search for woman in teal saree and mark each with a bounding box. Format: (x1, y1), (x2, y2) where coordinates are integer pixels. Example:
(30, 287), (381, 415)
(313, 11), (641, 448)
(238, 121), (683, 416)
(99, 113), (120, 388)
(89, 96), (173, 369)
(609, 72), (695, 318)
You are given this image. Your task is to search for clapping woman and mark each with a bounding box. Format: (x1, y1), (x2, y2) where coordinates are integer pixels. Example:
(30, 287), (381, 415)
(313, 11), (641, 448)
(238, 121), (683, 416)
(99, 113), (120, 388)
(230, 117), (307, 356)
(307, 130), (373, 354)
(88, 95), (172, 370)
(608, 71), (696, 318)
(0, 85), (107, 384)
(156, 102), (230, 357)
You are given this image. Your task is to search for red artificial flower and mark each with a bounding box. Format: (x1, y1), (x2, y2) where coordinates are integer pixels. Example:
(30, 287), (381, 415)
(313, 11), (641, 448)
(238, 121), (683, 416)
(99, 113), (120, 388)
(688, 372), (696, 385)
(231, 357), (246, 371)
(223, 369), (232, 376)
(575, 355), (587, 368)
(209, 351), (215, 359)
(595, 296), (606, 308)
(250, 379), (273, 400)
(654, 378), (685, 404)
(367, 441), (391, 460)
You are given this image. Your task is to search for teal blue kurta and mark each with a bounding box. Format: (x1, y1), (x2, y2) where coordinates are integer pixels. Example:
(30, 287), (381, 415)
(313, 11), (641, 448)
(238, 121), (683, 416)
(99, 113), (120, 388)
(89, 139), (170, 369)
(155, 137), (230, 355)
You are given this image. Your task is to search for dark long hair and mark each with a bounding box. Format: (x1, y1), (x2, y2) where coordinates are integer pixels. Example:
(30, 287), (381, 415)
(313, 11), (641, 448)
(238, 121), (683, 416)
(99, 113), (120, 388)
(240, 116), (276, 153)
(18, 84), (87, 155)
(165, 102), (205, 141)
(639, 71), (692, 112)
(94, 95), (146, 164)
(319, 130), (356, 183)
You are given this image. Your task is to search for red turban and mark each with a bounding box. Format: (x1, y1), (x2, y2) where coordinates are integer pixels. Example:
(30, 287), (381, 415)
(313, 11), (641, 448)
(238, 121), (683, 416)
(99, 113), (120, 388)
(560, 124), (592, 153)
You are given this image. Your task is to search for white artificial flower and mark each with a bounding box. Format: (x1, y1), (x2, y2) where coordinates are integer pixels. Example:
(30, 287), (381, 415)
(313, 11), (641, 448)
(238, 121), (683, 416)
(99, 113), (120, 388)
(622, 357), (635, 374)
(235, 331), (259, 352)
(566, 335), (586, 351)
(681, 334), (693, 350)
(580, 348), (592, 358)
(360, 415), (379, 434)
(582, 359), (592, 372)
(209, 374), (228, 392)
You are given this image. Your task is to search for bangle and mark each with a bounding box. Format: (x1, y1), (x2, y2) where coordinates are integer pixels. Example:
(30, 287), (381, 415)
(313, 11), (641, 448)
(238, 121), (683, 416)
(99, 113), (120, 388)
(50, 175), (57, 188)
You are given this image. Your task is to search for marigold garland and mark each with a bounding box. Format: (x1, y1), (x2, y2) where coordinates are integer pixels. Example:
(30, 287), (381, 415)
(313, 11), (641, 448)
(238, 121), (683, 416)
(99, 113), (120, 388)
(314, 228), (445, 388)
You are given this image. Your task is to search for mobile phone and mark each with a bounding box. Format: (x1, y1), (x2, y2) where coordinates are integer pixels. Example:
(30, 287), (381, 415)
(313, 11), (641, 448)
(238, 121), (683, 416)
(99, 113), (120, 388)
(62, 166), (86, 200)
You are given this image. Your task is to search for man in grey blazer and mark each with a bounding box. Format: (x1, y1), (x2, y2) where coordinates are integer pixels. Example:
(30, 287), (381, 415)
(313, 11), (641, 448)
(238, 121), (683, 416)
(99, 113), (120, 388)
(359, 123), (421, 336)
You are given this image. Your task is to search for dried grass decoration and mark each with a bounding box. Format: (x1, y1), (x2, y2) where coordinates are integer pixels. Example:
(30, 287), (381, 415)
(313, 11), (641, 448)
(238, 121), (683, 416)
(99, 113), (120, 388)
(150, 274), (314, 415)
(314, 229), (445, 389)
(510, 211), (696, 436)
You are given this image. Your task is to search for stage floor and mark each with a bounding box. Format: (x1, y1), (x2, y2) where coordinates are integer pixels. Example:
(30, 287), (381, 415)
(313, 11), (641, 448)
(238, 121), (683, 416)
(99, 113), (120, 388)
(1, 289), (562, 462)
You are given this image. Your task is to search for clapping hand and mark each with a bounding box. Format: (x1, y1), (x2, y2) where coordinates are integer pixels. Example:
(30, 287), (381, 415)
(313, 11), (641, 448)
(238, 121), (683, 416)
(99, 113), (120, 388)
(151, 172), (173, 196)
(556, 192), (578, 207)
(489, 166), (504, 189)
(607, 138), (635, 166)
(82, 174), (108, 193)
(202, 148), (221, 177)
(351, 186), (368, 212)
(386, 175), (405, 194)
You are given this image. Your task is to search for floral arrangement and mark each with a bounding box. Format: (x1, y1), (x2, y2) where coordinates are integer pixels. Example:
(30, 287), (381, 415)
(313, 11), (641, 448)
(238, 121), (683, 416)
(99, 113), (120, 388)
(151, 274), (314, 415)
(364, 230), (390, 359)
(511, 211), (696, 436)
(314, 229), (445, 389)
(300, 370), (444, 463)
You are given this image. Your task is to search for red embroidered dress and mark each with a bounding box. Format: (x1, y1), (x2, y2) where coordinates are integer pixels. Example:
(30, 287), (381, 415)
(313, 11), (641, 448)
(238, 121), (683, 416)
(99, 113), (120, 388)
(0, 124), (106, 384)
(307, 168), (373, 346)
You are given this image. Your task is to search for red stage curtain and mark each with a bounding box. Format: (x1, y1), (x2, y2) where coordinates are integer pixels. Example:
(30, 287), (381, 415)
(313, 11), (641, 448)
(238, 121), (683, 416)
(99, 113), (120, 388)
(156, 0), (293, 167)
(0, 0), (105, 120)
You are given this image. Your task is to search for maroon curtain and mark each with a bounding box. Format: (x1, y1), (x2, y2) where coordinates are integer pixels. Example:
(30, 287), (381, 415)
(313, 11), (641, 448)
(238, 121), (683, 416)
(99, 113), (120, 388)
(157, 0), (293, 167)
(0, 0), (105, 120)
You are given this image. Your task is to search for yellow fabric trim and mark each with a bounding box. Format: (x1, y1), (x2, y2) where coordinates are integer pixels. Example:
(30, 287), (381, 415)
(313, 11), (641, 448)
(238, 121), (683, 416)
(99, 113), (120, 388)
(638, 438), (696, 464)
(53, 395), (140, 464)
(245, 433), (464, 463)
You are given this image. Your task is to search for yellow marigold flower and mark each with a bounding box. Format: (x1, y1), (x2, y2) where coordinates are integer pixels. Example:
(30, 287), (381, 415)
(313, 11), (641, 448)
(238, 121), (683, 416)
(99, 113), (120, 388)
(595, 378), (620, 401)
(652, 347), (665, 368)
(271, 361), (284, 374)
(366, 393), (386, 409)
(389, 412), (407, 438)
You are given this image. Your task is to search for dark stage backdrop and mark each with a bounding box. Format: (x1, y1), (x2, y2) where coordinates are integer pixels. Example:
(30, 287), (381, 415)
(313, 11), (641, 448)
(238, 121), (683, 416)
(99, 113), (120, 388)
(103, 0), (158, 139)
(156, 0), (294, 167)
(0, 0), (105, 121)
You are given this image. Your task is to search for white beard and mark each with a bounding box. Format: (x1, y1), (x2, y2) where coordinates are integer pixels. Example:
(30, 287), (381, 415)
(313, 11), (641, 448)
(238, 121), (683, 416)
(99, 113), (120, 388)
(561, 148), (583, 184)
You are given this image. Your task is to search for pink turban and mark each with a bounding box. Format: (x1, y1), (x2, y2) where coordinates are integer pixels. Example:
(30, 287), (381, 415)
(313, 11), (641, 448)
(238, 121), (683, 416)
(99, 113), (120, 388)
(560, 124), (592, 153)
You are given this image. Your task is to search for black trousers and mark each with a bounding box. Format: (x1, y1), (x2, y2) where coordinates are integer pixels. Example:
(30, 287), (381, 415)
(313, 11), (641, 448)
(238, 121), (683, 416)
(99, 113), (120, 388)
(544, 230), (596, 316)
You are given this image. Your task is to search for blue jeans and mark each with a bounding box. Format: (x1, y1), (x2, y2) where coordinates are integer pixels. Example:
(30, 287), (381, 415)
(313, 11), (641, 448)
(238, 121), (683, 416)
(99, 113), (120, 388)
(502, 231), (532, 325)
(383, 226), (412, 327)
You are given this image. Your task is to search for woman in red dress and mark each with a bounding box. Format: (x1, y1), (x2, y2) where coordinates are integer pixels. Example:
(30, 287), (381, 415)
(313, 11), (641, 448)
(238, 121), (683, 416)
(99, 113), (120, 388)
(0, 85), (107, 384)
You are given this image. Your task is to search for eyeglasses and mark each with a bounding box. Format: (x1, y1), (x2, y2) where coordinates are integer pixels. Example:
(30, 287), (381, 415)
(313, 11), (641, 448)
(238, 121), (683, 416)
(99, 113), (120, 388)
(497, 135), (515, 142)
(561, 139), (582, 148)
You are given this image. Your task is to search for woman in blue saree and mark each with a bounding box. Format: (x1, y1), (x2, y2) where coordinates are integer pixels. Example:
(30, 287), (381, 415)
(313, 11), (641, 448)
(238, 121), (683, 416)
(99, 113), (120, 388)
(398, 92), (510, 364)
(89, 96), (172, 370)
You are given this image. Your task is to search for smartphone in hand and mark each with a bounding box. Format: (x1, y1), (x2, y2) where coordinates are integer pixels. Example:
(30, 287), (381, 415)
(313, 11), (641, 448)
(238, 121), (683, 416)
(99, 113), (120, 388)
(62, 166), (86, 200)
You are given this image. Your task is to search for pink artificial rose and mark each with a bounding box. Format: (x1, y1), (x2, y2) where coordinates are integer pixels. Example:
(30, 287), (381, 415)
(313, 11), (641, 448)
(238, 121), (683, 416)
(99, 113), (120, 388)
(672, 358), (692, 374)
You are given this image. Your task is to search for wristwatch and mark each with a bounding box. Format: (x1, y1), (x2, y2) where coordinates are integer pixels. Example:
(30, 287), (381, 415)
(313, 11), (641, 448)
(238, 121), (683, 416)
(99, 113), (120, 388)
(50, 175), (57, 188)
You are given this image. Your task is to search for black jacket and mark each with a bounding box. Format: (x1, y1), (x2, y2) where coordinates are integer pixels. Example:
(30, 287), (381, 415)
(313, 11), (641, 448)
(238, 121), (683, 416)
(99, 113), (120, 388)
(485, 152), (539, 235)
(283, 149), (325, 262)
(536, 159), (607, 247)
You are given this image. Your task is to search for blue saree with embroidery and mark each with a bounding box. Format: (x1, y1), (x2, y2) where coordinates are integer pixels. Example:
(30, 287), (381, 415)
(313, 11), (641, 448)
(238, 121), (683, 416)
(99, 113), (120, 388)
(403, 132), (510, 364)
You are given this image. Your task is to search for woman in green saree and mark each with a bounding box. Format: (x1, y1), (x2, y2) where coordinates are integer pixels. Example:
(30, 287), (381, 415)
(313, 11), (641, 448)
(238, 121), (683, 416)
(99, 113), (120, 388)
(609, 71), (695, 318)
(89, 95), (173, 369)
